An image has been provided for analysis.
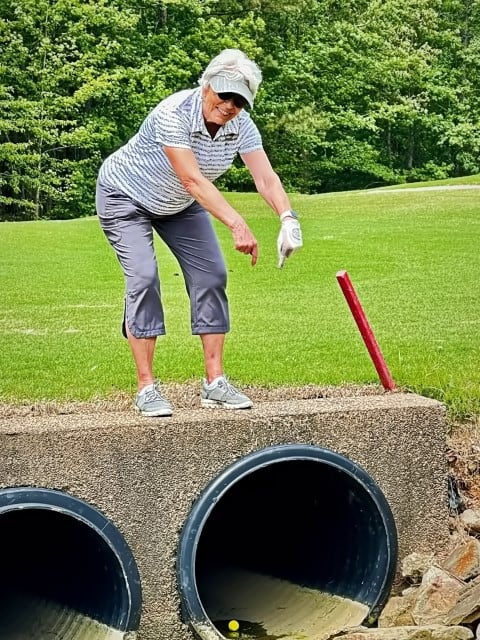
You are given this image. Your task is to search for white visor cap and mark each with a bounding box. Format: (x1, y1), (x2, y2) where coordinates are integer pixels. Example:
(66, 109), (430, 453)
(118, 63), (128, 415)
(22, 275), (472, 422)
(209, 74), (254, 108)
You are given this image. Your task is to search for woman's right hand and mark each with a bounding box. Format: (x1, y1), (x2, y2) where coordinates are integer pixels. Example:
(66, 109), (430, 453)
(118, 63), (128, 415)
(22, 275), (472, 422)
(231, 219), (258, 266)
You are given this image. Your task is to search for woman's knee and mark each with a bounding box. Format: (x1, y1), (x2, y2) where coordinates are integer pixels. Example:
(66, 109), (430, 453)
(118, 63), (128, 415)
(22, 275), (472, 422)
(197, 264), (227, 292)
(128, 262), (159, 294)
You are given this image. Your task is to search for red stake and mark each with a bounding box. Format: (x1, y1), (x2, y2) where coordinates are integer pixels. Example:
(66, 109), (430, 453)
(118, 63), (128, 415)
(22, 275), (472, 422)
(336, 270), (396, 391)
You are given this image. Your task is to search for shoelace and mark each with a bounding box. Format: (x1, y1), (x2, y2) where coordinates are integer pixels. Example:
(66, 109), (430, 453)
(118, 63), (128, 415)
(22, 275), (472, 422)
(143, 385), (165, 403)
(219, 378), (241, 396)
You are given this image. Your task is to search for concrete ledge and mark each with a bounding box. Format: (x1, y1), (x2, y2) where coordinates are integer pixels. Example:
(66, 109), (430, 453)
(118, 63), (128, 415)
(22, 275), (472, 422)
(0, 392), (449, 639)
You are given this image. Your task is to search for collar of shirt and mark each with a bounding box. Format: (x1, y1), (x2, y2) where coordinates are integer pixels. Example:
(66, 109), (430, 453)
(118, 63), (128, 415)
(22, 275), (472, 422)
(190, 88), (240, 139)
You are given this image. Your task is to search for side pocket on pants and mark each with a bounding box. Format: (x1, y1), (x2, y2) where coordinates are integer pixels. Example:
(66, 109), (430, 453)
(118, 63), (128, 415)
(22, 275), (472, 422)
(96, 183), (137, 247)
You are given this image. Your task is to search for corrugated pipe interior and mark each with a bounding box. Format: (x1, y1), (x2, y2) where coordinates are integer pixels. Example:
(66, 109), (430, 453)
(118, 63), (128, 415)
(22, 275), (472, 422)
(178, 445), (398, 640)
(0, 487), (142, 639)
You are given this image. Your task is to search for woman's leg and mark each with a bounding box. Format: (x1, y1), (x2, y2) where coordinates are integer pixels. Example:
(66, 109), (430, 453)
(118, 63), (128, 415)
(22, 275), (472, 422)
(153, 204), (252, 408)
(152, 204), (229, 381)
(99, 215), (163, 389)
(96, 184), (170, 413)
(124, 325), (157, 391)
(199, 333), (225, 384)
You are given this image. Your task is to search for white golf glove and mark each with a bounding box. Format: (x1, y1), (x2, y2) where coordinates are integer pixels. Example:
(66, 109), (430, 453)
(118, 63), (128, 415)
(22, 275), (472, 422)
(277, 210), (303, 268)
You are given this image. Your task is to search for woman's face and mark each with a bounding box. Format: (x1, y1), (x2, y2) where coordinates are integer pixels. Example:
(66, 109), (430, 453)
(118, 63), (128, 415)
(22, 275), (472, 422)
(202, 85), (243, 126)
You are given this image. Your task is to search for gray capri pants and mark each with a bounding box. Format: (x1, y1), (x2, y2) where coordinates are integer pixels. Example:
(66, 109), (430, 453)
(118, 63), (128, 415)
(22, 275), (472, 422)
(96, 181), (230, 338)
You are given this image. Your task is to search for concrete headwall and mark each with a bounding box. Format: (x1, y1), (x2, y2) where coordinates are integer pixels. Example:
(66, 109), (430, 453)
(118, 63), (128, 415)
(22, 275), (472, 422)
(0, 392), (449, 639)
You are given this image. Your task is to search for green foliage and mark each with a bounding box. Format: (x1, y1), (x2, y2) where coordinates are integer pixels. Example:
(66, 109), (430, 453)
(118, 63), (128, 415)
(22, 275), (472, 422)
(1, 0), (152, 219)
(1, 0), (479, 219)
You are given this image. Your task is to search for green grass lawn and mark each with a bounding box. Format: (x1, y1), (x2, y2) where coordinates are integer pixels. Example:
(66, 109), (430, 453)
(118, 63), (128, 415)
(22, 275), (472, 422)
(1, 176), (479, 418)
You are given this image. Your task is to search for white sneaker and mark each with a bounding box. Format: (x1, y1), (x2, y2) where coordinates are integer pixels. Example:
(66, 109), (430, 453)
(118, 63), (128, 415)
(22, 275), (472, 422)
(201, 376), (253, 410)
(135, 383), (173, 417)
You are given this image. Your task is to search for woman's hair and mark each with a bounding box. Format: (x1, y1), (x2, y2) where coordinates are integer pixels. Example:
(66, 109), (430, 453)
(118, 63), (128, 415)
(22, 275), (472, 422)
(199, 49), (262, 98)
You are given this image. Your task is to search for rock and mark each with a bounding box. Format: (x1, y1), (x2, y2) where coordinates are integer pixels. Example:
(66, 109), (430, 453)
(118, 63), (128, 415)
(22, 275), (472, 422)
(378, 591), (417, 627)
(444, 576), (480, 625)
(442, 537), (480, 580)
(460, 510), (480, 535)
(402, 552), (436, 582)
(335, 624), (473, 639)
(411, 566), (465, 625)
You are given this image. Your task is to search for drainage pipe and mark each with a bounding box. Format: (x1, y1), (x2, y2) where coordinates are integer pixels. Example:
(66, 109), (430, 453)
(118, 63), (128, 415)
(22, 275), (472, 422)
(0, 487), (142, 639)
(178, 445), (398, 640)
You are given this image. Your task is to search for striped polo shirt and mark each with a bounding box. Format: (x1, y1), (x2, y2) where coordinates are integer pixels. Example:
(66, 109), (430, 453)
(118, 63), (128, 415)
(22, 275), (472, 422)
(98, 88), (263, 216)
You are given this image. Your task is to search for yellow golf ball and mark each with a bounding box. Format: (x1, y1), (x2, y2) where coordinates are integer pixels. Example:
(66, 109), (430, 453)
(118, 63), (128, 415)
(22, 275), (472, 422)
(228, 620), (240, 632)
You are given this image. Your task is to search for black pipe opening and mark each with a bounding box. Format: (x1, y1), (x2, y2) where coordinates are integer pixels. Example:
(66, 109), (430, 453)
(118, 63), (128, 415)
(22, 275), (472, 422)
(178, 445), (398, 640)
(0, 487), (142, 639)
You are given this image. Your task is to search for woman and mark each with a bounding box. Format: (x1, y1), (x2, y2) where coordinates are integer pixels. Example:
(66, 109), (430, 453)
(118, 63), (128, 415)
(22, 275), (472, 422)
(96, 48), (302, 417)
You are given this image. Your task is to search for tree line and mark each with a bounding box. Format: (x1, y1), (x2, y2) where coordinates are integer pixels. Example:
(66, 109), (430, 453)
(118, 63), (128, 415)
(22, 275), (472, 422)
(1, 0), (479, 220)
